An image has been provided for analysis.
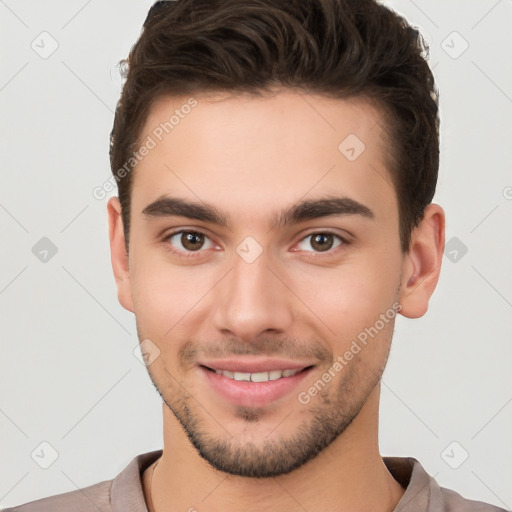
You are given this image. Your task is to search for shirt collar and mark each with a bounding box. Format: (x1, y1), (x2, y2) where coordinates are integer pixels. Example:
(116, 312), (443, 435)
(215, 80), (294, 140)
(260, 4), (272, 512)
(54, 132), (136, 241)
(383, 456), (434, 511)
(111, 449), (162, 512)
(109, 450), (435, 512)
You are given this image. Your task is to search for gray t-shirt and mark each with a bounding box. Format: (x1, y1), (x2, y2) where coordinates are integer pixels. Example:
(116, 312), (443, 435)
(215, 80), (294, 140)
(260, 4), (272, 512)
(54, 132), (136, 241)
(2, 450), (507, 511)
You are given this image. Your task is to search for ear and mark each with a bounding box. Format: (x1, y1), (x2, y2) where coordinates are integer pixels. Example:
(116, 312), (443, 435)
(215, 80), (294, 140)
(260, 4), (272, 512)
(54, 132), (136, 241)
(398, 203), (445, 318)
(107, 196), (135, 313)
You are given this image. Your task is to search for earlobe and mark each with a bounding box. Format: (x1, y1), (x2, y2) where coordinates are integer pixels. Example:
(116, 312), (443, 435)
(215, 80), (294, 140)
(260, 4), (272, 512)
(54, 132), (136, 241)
(398, 203), (445, 319)
(107, 197), (135, 313)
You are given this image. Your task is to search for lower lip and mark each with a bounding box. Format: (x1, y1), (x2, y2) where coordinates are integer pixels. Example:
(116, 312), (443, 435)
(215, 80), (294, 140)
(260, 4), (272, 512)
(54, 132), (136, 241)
(201, 366), (313, 408)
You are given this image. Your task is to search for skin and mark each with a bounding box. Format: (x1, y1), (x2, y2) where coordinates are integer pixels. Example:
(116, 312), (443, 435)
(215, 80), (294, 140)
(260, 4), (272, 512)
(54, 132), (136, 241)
(107, 89), (445, 512)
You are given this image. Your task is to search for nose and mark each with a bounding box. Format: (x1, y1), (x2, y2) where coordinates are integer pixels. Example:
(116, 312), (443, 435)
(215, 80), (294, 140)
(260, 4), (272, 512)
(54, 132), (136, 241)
(211, 251), (294, 342)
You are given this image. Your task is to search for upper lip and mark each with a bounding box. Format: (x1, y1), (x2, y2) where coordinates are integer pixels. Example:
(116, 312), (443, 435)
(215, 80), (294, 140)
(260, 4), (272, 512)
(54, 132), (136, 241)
(199, 358), (314, 373)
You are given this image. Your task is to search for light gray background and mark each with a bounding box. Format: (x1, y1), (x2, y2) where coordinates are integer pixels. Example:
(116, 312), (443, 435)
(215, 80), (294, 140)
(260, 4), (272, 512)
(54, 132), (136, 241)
(1, 0), (511, 509)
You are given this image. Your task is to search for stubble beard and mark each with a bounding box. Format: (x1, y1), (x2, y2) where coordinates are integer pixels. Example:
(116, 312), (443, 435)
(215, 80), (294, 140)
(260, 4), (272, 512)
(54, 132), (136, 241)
(147, 352), (388, 478)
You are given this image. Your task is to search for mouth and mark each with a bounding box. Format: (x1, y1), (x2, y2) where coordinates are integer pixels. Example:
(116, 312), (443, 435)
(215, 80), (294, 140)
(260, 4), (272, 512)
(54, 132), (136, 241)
(199, 360), (315, 408)
(202, 366), (309, 382)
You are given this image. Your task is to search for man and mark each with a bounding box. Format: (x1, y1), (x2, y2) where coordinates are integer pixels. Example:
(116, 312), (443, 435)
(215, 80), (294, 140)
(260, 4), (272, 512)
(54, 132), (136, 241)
(4, 0), (506, 511)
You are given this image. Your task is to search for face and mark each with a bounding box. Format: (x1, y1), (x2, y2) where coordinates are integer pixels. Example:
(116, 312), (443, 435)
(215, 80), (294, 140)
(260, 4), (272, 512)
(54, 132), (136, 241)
(112, 90), (410, 477)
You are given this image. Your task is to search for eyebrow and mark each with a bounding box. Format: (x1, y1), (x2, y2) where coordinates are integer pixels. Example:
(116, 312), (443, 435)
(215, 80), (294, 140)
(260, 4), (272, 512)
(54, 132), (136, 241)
(141, 194), (375, 229)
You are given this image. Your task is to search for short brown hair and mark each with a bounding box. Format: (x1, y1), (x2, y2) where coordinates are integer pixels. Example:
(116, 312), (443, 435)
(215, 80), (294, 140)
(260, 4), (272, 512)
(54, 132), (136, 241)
(110, 0), (439, 253)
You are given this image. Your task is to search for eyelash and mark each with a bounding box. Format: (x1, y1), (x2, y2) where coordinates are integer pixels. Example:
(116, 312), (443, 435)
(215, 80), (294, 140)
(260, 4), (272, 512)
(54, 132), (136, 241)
(162, 229), (349, 259)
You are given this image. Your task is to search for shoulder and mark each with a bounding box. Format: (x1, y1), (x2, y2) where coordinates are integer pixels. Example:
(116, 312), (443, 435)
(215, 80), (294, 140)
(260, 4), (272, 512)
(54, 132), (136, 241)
(438, 486), (508, 512)
(1, 450), (161, 512)
(384, 456), (507, 512)
(1, 479), (112, 512)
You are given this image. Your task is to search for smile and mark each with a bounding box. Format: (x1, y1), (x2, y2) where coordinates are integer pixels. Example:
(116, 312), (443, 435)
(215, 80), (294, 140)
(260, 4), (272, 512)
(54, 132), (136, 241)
(200, 363), (314, 407)
(206, 367), (302, 382)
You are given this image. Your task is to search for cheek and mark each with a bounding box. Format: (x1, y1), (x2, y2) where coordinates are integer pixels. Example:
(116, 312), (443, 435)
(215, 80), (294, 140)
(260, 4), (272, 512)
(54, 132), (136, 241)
(287, 251), (401, 344)
(130, 251), (175, 329)
(130, 253), (215, 335)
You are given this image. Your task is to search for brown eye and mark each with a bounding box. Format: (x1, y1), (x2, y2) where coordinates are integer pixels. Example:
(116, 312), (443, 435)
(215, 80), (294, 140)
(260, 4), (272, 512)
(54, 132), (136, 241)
(296, 232), (344, 253)
(181, 232), (204, 251)
(311, 233), (334, 251)
(165, 230), (214, 254)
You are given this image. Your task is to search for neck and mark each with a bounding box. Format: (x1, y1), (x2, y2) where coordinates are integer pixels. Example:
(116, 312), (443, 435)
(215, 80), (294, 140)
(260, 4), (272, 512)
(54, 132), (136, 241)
(146, 385), (404, 512)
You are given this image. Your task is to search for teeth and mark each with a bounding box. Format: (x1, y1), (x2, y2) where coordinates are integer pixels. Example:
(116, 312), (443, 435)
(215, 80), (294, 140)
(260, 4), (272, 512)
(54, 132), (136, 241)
(250, 371), (269, 382)
(212, 368), (301, 382)
(233, 372), (251, 381)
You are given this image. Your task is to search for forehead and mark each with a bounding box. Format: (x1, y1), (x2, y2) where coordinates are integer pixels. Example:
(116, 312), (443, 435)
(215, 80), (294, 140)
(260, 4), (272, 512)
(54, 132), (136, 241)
(130, 90), (397, 228)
